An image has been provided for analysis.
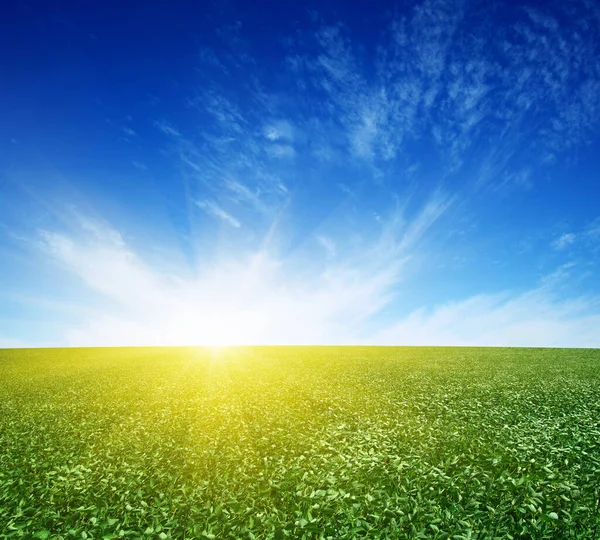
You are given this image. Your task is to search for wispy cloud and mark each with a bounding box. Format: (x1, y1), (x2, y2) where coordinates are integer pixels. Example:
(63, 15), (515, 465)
(316, 235), (336, 257)
(203, 92), (246, 134)
(34, 225), (390, 345)
(223, 179), (271, 216)
(154, 120), (181, 138)
(32, 192), (452, 346)
(374, 285), (600, 348)
(546, 218), (600, 254)
(280, 0), (600, 187)
(196, 200), (241, 228)
(142, 0), (600, 267)
(132, 161), (147, 170)
(585, 218), (600, 241)
(33, 208), (600, 348)
(553, 232), (576, 250)
(263, 120), (294, 142)
(265, 144), (296, 159)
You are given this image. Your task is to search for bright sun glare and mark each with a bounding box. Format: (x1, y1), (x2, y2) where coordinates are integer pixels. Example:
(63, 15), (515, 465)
(182, 307), (270, 347)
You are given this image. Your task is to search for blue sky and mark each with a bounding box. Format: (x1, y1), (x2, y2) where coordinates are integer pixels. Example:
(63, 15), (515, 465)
(1, 0), (600, 347)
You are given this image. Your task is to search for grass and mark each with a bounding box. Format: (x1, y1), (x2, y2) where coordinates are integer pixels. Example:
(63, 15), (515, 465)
(1, 346), (599, 539)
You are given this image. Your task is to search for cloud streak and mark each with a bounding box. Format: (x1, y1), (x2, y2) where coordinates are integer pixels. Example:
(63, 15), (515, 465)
(553, 232), (576, 250)
(196, 200), (241, 228)
(282, 0), (600, 187)
(144, 0), (600, 269)
(374, 287), (600, 348)
(33, 210), (600, 348)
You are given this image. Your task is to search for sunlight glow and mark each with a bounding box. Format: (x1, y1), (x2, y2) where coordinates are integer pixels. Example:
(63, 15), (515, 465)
(41, 223), (405, 347)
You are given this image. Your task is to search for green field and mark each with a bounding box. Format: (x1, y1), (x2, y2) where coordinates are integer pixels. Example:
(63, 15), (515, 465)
(1, 347), (599, 539)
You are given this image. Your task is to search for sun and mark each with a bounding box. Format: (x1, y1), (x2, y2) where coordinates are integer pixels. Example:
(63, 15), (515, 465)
(167, 306), (272, 347)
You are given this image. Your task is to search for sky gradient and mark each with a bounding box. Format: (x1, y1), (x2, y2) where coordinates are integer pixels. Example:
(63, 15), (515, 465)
(1, 0), (600, 347)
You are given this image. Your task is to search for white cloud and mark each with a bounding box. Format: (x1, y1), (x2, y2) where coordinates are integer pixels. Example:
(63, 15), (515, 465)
(37, 227), (400, 346)
(266, 144), (296, 158)
(552, 232), (576, 250)
(34, 195), (452, 347)
(224, 179), (270, 215)
(351, 106), (380, 159)
(263, 120), (294, 142)
(316, 235), (336, 256)
(204, 92), (246, 133)
(585, 218), (600, 241)
(30, 196), (600, 348)
(154, 120), (181, 138)
(288, 0), (600, 185)
(374, 288), (600, 348)
(196, 200), (241, 228)
(37, 215), (600, 348)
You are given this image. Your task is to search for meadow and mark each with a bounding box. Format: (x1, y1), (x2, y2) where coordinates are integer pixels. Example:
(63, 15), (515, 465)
(1, 347), (599, 539)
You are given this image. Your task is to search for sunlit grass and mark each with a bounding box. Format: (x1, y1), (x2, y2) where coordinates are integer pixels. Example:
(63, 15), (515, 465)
(1, 346), (599, 539)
